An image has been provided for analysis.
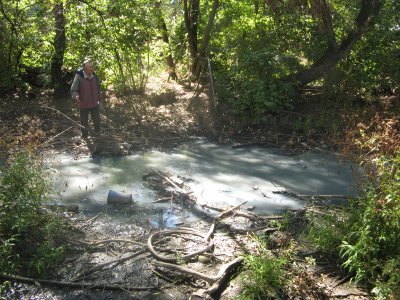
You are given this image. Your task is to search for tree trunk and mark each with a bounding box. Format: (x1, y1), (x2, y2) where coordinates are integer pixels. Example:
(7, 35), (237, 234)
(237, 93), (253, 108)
(51, 0), (67, 98)
(193, 0), (219, 79)
(183, 0), (199, 73)
(155, 1), (177, 81)
(318, 0), (337, 51)
(288, 0), (383, 87)
(0, 0), (19, 85)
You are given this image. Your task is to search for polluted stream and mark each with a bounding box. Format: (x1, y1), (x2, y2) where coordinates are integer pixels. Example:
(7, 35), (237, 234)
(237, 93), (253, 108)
(52, 138), (360, 228)
(3, 139), (363, 300)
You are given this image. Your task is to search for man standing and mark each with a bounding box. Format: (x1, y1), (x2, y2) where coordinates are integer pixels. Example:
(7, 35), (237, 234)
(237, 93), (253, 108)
(70, 59), (102, 138)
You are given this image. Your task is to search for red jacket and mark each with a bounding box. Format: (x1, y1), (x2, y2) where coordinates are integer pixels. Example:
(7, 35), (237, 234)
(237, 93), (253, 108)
(71, 70), (102, 109)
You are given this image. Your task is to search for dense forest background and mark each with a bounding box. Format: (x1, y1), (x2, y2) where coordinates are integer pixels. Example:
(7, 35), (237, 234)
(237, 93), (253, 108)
(1, 0), (400, 299)
(1, 0), (398, 119)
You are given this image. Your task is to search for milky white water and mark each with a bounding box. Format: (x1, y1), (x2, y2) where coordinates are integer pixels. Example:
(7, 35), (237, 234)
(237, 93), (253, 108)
(51, 138), (360, 227)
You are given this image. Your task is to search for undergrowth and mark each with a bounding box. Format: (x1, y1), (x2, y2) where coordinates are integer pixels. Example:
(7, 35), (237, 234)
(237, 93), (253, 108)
(0, 150), (66, 276)
(236, 235), (288, 299)
(307, 113), (400, 299)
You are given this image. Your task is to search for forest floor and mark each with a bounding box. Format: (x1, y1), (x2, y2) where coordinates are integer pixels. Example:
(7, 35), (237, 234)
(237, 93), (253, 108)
(0, 76), (375, 299)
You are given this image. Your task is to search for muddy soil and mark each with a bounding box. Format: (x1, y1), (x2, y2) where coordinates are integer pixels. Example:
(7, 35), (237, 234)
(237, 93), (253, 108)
(0, 78), (370, 299)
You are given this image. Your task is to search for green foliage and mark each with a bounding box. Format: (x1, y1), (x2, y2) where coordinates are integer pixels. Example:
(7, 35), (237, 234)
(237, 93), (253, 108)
(307, 152), (400, 298)
(306, 207), (349, 258)
(292, 115), (313, 133)
(306, 112), (400, 299)
(0, 150), (65, 276)
(339, 155), (400, 298)
(327, 1), (400, 101)
(30, 240), (65, 275)
(336, 115), (400, 298)
(238, 236), (287, 299)
(371, 258), (400, 299)
(63, 0), (174, 95)
(0, 1), (54, 90)
(211, 6), (302, 119)
(210, 0), (361, 120)
(209, 0), (400, 120)
(0, 0), (398, 122)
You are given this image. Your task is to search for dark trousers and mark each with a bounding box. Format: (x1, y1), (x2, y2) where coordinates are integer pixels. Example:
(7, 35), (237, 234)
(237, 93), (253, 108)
(80, 106), (100, 137)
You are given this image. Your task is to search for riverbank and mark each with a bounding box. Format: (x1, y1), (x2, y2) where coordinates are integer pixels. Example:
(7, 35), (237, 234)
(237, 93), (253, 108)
(0, 78), (382, 299)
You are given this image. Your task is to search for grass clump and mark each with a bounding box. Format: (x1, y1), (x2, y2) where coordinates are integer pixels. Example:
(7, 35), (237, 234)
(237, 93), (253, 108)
(0, 150), (66, 276)
(237, 236), (288, 299)
(306, 206), (349, 259)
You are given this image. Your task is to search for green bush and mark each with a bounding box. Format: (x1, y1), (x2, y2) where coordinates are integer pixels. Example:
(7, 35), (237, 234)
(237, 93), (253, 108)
(340, 155), (400, 298)
(0, 151), (65, 276)
(307, 153), (400, 299)
(237, 236), (287, 299)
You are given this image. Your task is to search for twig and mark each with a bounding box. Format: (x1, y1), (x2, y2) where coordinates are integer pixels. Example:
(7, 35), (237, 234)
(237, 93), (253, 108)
(215, 201), (247, 221)
(147, 229), (212, 263)
(332, 275), (351, 288)
(40, 126), (73, 147)
(154, 261), (215, 284)
(329, 292), (369, 298)
(203, 203), (284, 221)
(88, 239), (147, 247)
(152, 197), (171, 203)
(153, 169), (189, 195)
(204, 201), (254, 241)
(298, 194), (348, 198)
(207, 256), (244, 295)
(41, 106), (85, 129)
(79, 212), (103, 229)
(202, 203), (258, 221)
(0, 273), (156, 291)
(151, 268), (177, 284)
(249, 226), (279, 233)
(132, 137), (187, 141)
(72, 247), (149, 281)
(204, 223), (216, 242)
(57, 179), (67, 195)
(154, 256), (243, 287)
(226, 226), (279, 236)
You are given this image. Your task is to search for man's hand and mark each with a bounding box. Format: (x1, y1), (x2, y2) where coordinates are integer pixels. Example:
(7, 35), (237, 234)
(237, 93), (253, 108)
(75, 95), (80, 105)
